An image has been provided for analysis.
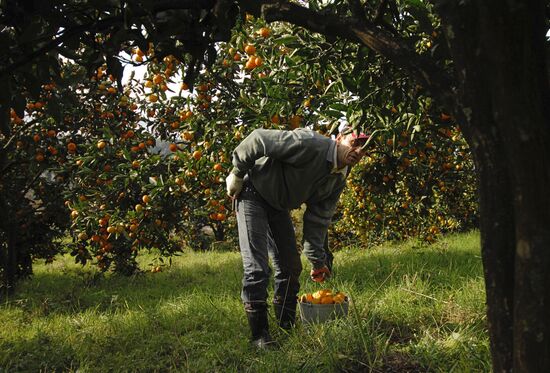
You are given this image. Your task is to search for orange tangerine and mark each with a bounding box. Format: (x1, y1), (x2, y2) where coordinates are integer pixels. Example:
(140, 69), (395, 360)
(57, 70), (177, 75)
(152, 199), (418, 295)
(320, 296), (334, 304)
(244, 44), (256, 55)
(333, 293), (346, 304)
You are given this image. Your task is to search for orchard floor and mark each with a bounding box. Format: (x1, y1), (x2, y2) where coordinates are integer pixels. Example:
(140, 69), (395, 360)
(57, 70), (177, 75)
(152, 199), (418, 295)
(0, 231), (490, 372)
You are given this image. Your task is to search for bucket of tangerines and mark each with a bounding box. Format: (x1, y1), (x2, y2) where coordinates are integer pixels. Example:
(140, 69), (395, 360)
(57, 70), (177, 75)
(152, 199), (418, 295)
(298, 288), (349, 324)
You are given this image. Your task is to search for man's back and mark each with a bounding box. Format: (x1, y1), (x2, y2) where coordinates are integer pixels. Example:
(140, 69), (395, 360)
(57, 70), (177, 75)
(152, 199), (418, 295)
(231, 128), (345, 210)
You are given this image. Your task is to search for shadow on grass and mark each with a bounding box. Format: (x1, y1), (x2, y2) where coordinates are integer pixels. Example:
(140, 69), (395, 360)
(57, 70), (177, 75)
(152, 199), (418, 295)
(3, 255), (244, 316)
(1, 332), (80, 372)
(1, 294), (252, 372)
(1, 254), (254, 371)
(334, 242), (483, 291)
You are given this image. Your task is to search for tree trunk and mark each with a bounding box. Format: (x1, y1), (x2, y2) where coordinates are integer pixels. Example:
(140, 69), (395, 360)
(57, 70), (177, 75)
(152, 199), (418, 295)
(456, 86), (517, 372)
(6, 226), (16, 295)
(0, 237), (6, 296)
(0, 225), (17, 296)
(467, 126), (516, 373)
(0, 192), (16, 296)
(438, 3), (515, 370)
(214, 221), (225, 241)
(475, 2), (550, 370)
(441, 0), (550, 371)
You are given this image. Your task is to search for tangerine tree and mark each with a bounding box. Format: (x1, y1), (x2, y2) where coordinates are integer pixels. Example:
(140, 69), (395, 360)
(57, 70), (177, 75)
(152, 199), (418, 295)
(198, 14), (479, 246)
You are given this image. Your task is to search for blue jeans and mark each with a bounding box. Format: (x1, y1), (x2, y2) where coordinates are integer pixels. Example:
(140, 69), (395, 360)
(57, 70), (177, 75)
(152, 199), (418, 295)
(236, 182), (302, 310)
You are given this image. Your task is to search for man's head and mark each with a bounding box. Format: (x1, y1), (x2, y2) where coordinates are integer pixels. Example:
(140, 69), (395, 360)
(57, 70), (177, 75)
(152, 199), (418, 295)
(335, 127), (370, 168)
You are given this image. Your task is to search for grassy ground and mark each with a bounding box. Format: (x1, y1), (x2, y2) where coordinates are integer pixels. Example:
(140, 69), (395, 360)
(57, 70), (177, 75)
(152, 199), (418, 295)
(0, 231), (490, 372)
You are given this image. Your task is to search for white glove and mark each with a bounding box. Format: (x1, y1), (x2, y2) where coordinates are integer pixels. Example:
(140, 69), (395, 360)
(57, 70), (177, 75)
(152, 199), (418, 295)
(226, 173), (244, 198)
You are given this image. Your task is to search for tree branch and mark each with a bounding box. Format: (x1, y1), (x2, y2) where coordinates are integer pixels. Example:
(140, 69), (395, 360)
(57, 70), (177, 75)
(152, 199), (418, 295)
(0, 16), (123, 78)
(0, 0), (217, 78)
(151, 0), (216, 13)
(239, 0), (453, 98)
(347, 0), (368, 25)
(14, 169), (44, 209)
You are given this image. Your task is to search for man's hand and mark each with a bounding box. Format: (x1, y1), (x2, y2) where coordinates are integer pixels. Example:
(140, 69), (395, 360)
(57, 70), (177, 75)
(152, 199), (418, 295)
(226, 173), (244, 198)
(310, 266), (331, 283)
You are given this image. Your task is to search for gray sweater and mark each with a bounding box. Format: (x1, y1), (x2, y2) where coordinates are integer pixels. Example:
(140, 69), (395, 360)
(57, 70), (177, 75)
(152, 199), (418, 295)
(230, 128), (347, 268)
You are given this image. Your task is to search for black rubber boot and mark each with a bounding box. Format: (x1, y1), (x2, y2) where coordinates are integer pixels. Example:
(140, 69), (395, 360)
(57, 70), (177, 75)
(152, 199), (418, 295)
(245, 306), (276, 349)
(273, 302), (297, 330)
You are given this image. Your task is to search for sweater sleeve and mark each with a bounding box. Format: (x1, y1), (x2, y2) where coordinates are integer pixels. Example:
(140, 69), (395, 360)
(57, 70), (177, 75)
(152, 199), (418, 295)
(302, 182), (345, 269)
(230, 128), (311, 177)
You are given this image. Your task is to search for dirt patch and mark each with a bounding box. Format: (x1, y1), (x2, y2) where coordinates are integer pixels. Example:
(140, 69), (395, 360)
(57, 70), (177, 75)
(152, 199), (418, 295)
(377, 318), (417, 345)
(342, 351), (428, 373)
(379, 352), (429, 373)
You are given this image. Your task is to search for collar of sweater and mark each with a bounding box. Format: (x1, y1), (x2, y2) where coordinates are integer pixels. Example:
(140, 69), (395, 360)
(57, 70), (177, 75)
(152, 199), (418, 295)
(327, 140), (348, 176)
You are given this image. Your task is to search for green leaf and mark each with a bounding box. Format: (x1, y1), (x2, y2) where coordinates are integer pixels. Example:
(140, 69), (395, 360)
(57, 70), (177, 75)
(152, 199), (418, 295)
(328, 103), (348, 111)
(341, 75), (356, 92)
(375, 113), (388, 127)
(348, 109), (364, 128)
(404, 4), (433, 33)
(273, 35), (299, 45)
(323, 109), (346, 119)
(403, 0), (425, 7)
(322, 81), (339, 95)
(406, 115), (417, 130)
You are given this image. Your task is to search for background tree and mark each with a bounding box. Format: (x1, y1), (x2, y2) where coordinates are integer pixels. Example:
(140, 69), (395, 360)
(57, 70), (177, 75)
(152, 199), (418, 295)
(202, 15), (478, 246)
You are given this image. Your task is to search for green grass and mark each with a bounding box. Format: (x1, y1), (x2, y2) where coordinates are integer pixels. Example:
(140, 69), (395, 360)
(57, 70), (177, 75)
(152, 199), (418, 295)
(0, 231), (490, 372)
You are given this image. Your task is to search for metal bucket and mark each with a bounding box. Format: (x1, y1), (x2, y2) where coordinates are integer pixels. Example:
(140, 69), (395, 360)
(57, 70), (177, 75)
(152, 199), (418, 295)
(299, 300), (349, 324)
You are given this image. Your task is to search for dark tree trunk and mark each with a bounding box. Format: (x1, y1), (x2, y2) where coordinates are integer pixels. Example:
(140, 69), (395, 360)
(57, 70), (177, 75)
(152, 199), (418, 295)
(0, 238), (6, 296)
(0, 192), (16, 296)
(479, 4), (550, 371)
(477, 2), (550, 371)
(440, 0), (550, 371)
(438, 3), (515, 370)
(6, 226), (16, 295)
(213, 221), (225, 241)
(466, 126), (516, 373)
